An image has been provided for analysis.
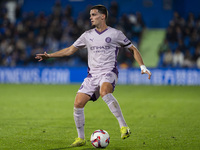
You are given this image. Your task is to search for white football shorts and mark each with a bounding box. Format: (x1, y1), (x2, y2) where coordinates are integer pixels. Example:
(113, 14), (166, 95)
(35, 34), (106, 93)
(77, 72), (118, 101)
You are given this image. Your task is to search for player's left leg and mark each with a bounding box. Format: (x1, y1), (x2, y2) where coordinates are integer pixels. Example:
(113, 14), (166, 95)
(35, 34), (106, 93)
(100, 82), (131, 139)
(100, 82), (127, 128)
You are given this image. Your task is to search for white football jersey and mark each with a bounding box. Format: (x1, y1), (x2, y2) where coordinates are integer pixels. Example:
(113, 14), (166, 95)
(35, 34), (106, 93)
(73, 26), (133, 75)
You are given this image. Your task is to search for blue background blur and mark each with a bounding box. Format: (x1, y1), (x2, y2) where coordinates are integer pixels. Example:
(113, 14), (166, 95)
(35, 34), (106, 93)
(22, 0), (200, 28)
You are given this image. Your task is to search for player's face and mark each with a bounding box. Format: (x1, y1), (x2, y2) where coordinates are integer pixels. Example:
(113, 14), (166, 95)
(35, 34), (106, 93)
(90, 9), (105, 27)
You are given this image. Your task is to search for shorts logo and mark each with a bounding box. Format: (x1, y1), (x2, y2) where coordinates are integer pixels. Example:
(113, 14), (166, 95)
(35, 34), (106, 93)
(105, 37), (111, 43)
(106, 73), (112, 78)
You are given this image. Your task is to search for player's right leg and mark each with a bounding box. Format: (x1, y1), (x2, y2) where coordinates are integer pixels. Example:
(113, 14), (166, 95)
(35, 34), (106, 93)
(70, 93), (90, 147)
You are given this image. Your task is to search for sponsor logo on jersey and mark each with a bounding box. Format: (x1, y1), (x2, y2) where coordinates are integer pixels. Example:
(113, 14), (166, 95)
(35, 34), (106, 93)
(90, 46), (110, 50)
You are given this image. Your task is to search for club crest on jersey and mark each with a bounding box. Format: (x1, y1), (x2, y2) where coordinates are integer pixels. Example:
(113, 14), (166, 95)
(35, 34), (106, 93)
(105, 37), (111, 43)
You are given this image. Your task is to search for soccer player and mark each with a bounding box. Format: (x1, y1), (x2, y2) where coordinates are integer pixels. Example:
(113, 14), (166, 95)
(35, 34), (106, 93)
(35, 5), (151, 147)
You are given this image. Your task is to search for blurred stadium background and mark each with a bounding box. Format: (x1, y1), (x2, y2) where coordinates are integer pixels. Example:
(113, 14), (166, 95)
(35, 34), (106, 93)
(0, 0), (200, 85)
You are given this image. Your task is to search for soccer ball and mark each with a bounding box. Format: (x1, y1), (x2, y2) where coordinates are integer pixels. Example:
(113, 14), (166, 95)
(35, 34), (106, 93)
(90, 129), (110, 148)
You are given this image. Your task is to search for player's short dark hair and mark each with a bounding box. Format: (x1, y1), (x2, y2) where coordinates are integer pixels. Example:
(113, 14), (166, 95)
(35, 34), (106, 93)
(90, 5), (108, 20)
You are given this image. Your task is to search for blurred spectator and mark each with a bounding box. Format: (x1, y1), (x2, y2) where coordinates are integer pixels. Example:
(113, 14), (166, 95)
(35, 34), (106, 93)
(15, 4), (22, 21)
(177, 39), (187, 53)
(163, 49), (173, 67)
(166, 25), (176, 43)
(192, 44), (200, 62)
(108, 1), (119, 27)
(64, 5), (72, 20)
(197, 57), (200, 68)
(118, 48), (134, 68)
(175, 26), (183, 41)
(183, 50), (194, 68)
(52, 0), (62, 20)
(134, 12), (145, 38)
(158, 39), (170, 56)
(172, 48), (184, 67)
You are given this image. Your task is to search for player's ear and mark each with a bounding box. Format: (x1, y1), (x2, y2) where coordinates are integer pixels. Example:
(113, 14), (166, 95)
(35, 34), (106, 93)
(101, 14), (106, 20)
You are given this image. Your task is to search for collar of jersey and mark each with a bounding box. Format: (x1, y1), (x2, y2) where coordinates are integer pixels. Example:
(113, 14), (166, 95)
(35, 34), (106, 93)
(95, 27), (108, 35)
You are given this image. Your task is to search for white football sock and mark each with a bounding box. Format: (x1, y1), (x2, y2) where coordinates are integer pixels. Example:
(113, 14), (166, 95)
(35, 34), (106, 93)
(74, 107), (85, 139)
(102, 93), (127, 128)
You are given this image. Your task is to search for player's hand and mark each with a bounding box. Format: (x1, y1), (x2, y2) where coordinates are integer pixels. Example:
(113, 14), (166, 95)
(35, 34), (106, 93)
(140, 65), (152, 80)
(35, 52), (50, 62)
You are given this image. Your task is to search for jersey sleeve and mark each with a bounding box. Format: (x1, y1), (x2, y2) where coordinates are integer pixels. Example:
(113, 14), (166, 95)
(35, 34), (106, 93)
(73, 32), (86, 49)
(117, 31), (133, 48)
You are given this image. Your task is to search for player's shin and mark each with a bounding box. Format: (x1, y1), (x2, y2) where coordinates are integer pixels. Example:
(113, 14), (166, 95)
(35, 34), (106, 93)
(102, 93), (127, 128)
(74, 107), (85, 139)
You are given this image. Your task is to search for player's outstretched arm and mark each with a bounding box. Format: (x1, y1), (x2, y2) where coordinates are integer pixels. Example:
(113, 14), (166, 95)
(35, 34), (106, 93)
(128, 45), (152, 79)
(35, 45), (78, 62)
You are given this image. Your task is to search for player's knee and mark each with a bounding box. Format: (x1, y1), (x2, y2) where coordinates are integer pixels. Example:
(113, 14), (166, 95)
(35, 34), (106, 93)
(74, 98), (85, 108)
(74, 100), (84, 108)
(100, 91), (110, 98)
(74, 93), (90, 108)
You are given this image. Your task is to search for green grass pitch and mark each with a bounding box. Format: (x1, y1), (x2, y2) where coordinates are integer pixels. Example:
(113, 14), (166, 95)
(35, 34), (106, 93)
(0, 84), (200, 150)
